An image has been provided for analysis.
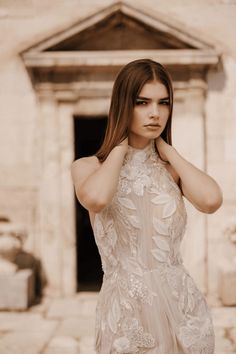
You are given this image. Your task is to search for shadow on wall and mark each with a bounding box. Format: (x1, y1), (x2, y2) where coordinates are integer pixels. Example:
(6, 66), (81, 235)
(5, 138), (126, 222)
(207, 60), (226, 92)
(0, 216), (44, 308)
(15, 250), (45, 301)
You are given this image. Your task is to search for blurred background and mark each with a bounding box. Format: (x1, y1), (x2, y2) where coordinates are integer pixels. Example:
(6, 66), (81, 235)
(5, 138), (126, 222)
(0, 0), (235, 353)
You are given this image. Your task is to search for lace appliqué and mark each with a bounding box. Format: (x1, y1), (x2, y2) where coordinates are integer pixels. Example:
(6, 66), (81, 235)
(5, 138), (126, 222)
(113, 318), (155, 353)
(158, 264), (215, 353)
(93, 213), (118, 275)
(103, 275), (156, 353)
(178, 316), (215, 354)
(128, 274), (156, 306)
(120, 148), (152, 196)
(150, 190), (179, 265)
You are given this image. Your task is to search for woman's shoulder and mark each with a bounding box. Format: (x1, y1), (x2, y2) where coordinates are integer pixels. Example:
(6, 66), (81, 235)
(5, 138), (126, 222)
(71, 155), (101, 181)
(72, 155), (100, 168)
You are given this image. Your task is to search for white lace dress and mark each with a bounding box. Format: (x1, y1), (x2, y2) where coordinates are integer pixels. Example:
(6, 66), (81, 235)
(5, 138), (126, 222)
(93, 141), (215, 354)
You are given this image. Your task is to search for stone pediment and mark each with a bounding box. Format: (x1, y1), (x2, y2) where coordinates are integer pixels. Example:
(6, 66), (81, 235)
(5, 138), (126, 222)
(35, 9), (197, 52)
(22, 1), (220, 69)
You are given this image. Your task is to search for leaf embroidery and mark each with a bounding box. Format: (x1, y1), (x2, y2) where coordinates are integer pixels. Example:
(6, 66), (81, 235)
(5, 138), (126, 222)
(106, 221), (117, 248)
(162, 199), (177, 218)
(153, 217), (169, 236)
(151, 193), (171, 205)
(151, 248), (168, 262)
(127, 214), (140, 228)
(110, 229), (117, 249)
(118, 197), (136, 210)
(108, 298), (121, 333)
(151, 193), (177, 219)
(125, 257), (143, 277)
(152, 236), (170, 251)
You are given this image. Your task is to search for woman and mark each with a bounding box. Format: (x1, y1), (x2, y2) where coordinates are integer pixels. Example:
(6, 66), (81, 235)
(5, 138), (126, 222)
(71, 59), (222, 354)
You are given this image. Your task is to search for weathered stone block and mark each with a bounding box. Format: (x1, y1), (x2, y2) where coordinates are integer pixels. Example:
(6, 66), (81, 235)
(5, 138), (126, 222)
(45, 336), (80, 354)
(0, 269), (34, 310)
(218, 259), (236, 306)
(79, 336), (96, 354)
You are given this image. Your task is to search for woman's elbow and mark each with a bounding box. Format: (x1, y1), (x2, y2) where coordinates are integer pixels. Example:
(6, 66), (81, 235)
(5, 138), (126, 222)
(79, 190), (108, 213)
(204, 190), (223, 214)
(88, 200), (107, 213)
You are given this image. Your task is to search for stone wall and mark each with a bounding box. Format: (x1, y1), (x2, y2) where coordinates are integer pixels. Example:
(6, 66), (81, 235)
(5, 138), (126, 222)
(0, 0), (235, 301)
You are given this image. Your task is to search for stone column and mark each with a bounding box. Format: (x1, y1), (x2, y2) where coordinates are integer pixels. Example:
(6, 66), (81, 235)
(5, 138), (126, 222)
(58, 101), (77, 295)
(206, 59), (236, 304)
(37, 91), (62, 296)
(173, 78), (207, 293)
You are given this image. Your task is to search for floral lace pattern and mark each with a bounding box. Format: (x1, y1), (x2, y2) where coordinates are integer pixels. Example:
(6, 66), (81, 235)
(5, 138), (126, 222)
(93, 141), (214, 354)
(113, 318), (156, 353)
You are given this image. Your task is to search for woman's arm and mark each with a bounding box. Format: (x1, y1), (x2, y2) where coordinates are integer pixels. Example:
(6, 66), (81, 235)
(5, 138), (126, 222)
(71, 139), (128, 213)
(155, 137), (223, 214)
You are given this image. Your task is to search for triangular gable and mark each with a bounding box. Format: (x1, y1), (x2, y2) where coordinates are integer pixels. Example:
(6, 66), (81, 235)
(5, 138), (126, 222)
(22, 1), (220, 71)
(23, 1), (216, 53)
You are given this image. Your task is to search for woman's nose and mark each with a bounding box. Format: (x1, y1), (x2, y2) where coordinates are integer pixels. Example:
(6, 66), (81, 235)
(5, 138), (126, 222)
(149, 104), (159, 118)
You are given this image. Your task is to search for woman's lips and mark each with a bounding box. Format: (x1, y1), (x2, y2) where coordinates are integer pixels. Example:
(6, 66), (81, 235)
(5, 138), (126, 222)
(144, 124), (161, 127)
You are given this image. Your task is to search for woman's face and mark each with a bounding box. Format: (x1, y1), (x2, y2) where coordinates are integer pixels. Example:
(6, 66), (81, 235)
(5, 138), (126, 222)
(129, 80), (170, 148)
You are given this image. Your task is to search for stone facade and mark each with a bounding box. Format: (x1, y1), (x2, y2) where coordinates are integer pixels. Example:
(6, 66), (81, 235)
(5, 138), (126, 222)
(0, 0), (235, 306)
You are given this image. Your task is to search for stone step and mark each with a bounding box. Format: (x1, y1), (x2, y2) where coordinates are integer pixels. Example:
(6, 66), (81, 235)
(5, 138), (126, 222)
(79, 336), (96, 354)
(44, 336), (80, 354)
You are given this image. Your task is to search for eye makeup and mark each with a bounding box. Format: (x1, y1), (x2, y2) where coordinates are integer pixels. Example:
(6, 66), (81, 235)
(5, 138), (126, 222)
(135, 96), (170, 105)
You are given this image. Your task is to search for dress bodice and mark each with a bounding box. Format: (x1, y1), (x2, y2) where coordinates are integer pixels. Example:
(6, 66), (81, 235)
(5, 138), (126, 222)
(93, 140), (187, 277)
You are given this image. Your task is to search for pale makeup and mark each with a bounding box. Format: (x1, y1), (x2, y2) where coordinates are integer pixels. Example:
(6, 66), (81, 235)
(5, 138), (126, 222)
(129, 80), (170, 149)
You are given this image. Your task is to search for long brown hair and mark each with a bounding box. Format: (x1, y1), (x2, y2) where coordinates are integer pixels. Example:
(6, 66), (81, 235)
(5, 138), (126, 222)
(96, 58), (173, 162)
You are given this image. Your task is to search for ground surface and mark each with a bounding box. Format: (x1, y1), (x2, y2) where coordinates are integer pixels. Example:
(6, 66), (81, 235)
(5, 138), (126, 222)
(0, 293), (235, 354)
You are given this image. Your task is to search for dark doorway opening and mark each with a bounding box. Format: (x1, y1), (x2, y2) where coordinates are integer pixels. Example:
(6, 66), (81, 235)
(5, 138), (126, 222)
(74, 116), (107, 291)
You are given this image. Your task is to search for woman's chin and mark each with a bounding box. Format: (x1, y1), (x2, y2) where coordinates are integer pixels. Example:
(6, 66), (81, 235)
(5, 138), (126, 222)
(144, 132), (161, 139)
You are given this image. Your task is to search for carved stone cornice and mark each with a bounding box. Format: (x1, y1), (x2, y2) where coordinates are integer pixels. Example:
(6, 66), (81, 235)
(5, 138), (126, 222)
(23, 49), (219, 69)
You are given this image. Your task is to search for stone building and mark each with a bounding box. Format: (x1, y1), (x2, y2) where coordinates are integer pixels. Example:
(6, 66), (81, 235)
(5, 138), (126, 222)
(0, 0), (235, 306)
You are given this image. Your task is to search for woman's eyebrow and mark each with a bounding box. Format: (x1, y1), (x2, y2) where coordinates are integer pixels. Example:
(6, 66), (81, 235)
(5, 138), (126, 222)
(159, 97), (170, 101)
(137, 96), (170, 101)
(136, 96), (150, 101)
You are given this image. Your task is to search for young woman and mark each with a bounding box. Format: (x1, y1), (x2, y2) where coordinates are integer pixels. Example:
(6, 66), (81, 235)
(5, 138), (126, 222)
(71, 59), (222, 354)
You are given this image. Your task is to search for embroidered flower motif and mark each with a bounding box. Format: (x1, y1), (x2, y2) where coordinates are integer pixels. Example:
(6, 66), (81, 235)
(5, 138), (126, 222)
(179, 321), (200, 348)
(120, 148), (152, 196)
(178, 317), (215, 353)
(113, 336), (131, 353)
(122, 318), (155, 350)
(128, 274), (156, 306)
(119, 178), (131, 195)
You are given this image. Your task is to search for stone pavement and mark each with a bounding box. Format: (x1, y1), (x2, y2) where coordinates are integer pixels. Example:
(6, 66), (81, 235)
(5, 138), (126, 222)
(0, 292), (235, 354)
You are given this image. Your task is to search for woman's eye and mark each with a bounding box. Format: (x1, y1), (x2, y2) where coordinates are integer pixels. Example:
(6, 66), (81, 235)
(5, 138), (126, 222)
(160, 100), (170, 106)
(136, 100), (147, 105)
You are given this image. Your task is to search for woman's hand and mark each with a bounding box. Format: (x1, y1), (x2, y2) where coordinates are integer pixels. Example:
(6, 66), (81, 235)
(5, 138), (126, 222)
(155, 136), (173, 162)
(155, 136), (223, 213)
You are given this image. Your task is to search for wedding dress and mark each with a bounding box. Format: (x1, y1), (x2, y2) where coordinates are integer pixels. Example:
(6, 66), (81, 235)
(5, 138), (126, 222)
(93, 141), (215, 354)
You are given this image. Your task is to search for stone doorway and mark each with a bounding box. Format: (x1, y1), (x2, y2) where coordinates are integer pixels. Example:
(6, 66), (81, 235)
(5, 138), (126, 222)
(74, 115), (107, 291)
